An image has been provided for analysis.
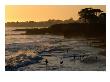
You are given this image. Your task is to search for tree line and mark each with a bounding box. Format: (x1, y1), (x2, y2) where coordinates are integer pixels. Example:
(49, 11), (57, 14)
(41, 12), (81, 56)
(14, 7), (106, 40)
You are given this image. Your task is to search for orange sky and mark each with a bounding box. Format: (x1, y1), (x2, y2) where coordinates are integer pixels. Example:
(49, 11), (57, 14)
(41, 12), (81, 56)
(5, 5), (106, 22)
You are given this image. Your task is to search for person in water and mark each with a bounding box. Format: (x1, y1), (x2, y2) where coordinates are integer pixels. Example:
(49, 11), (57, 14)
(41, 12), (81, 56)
(45, 59), (48, 70)
(45, 59), (48, 65)
(60, 58), (63, 65)
(59, 58), (63, 70)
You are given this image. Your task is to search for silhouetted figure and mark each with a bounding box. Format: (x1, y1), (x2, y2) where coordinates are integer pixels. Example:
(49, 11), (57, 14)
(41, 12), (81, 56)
(45, 59), (48, 65)
(67, 48), (69, 53)
(79, 55), (82, 60)
(95, 56), (98, 62)
(73, 55), (76, 62)
(59, 58), (63, 70)
(73, 55), (76, 60)
(81, 55), (85, 59)
(60, 60), (63, 65)
(45, 59), (48, 70)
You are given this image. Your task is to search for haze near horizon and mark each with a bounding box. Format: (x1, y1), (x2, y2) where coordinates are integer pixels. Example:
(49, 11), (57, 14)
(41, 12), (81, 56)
(5, 5), (106, 22)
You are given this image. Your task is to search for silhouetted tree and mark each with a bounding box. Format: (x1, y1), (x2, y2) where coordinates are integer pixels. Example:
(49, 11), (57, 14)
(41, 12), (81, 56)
(93, 9), (103, 16)
(78, 8), (93, 23)
(98, 13), (106, 23)
(78, 8), (104, 23)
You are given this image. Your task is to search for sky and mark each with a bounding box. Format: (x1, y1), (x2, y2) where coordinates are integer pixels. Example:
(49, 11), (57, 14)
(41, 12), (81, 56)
(5, 5), (106, 22)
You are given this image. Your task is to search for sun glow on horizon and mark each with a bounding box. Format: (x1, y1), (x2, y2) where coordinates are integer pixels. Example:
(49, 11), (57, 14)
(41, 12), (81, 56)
(5, 5), (106, 22)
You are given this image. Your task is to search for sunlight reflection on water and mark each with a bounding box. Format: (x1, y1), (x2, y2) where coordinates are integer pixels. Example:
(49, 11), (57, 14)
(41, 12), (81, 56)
(5, 27), (106, 71)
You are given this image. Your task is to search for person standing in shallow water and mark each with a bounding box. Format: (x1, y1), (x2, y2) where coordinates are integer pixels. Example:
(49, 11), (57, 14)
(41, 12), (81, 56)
(59, 58), (63, 70)
(60, 59), (63, 65)
(45, 59), (48, 65)
(67, 48), (69, 53)
(45, 59), (48, 70)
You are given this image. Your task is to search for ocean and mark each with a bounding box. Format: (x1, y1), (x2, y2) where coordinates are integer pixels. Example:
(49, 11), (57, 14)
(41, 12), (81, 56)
(5, 27), (106, 71)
